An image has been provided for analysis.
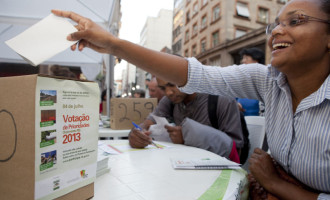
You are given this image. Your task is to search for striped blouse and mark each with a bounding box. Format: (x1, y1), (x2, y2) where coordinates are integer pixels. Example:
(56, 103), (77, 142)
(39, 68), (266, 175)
(180, 57), (330, 198)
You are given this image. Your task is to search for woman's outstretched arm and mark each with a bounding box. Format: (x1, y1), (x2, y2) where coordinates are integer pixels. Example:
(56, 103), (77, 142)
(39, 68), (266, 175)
(52, 10), (188, 87)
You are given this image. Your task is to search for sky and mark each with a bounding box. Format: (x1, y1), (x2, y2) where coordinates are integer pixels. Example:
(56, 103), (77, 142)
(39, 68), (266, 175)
(114, 0), (174, 79)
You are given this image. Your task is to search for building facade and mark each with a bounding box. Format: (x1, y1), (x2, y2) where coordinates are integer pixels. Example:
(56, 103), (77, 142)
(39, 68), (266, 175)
(172, 0), (185, 55)
(175, 0), (287, 65)
(135, 9), (173, 91)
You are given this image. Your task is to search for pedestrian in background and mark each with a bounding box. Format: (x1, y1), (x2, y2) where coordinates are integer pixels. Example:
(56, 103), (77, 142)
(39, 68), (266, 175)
(237, 47), (265, 116)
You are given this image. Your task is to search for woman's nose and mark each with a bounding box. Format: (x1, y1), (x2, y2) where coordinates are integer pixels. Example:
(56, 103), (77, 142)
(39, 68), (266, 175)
(271, 22), (286, 36)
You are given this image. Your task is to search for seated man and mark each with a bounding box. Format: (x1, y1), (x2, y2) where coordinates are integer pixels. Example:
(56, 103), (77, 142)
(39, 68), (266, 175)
(133, 89), (145, 98)
(129, 78), (245, 163)
(147, 77), (165, 102)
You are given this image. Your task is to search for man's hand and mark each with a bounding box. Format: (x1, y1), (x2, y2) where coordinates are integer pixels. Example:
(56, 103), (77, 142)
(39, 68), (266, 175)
(128, 128), (152, 148)
(51, 10), (116, 54)
(165, 125), (184, 144)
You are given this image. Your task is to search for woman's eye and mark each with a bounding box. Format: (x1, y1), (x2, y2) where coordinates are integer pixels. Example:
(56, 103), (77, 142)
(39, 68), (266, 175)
(289, 18), (301, 26)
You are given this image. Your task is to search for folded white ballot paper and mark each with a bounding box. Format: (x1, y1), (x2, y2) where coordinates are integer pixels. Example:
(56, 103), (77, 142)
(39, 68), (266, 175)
(149, 114), (173, 142)
(5, 14), (77, 66)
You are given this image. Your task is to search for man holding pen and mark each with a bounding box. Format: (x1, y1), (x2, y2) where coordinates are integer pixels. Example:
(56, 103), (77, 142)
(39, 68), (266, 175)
(128, 78), (245, 164)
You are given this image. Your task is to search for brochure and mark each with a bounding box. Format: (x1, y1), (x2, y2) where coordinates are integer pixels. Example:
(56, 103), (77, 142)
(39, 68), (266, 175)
(171, 157), (241, 170)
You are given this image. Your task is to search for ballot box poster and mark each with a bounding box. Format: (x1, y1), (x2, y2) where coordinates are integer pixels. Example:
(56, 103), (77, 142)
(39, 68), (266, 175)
(0, 75), (99, 200)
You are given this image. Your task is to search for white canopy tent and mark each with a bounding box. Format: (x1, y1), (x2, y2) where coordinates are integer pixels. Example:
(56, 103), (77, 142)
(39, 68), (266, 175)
(1, 0), (119, 116)
(0, 0), (117, 80)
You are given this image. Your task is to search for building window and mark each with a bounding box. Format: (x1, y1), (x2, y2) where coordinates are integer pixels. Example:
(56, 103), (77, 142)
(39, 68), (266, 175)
(174, 10), (183, 25)
(202, 0), (208, 7)
(192, 44), (197, 56)
(174, 0), (183, 9)
(257, 7), (269, 24)
(173, 25), (182, 39)
(172, 39), (182, 54)
(185, 49), (189, 57)
(200, 38), (207, 53)
(236, 2), (250, 18)
(201, 15), (207, 30)
(193, 2), (198, 16)
(277, 0), (287, 4)
(186, 10), (190, 24)
(185, 30), (190, 42)
(235, 28), (247, 38)
(193, 23), (198, 36)
(212, 31), (219, 47)
(210, 56), (221, 66)
(212, 4), (220, 22)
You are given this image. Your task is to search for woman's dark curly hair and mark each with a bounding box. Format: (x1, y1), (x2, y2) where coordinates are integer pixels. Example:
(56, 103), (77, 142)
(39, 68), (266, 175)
(319, 0), (330, 32)
(320, 0), (330, 18)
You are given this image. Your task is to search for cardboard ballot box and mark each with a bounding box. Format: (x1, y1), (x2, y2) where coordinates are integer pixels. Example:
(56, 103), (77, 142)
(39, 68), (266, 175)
(0, 74), (100, 200)
(110, 98), (157, 129)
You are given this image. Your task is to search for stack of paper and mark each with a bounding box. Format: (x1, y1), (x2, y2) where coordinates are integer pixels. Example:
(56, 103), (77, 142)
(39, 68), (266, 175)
(96, 155), (110, 177)
(97, 141), (111, 177)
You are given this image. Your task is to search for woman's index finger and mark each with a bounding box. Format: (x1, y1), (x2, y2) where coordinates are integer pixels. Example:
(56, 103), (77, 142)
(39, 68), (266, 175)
(51, 10), (85, 24)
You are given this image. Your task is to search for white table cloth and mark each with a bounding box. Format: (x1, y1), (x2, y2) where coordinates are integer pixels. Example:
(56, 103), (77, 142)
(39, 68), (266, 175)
(93, 140), (248, 200)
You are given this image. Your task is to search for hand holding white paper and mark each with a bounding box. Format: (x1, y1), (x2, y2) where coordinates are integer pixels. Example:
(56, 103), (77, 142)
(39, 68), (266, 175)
(5, 14), (77, 66)
(149, 114), (172, 142)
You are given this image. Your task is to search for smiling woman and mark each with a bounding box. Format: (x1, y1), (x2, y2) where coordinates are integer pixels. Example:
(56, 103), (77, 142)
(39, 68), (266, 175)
(51, 0), (329, 198)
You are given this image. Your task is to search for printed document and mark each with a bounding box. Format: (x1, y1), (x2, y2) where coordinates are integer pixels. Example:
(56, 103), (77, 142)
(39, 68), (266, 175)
(171, 157), (241, 170)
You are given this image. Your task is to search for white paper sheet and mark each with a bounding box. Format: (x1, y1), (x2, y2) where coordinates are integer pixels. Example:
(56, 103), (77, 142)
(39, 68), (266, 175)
(98, 141), (120, 155)
(5, 14), (77, 66)
(149, 114), (173, 142)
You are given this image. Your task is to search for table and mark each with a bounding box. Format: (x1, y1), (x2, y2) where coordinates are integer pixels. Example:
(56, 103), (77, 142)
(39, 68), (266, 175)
(98, 128), (131, 139)
(94, 140), (248, 200)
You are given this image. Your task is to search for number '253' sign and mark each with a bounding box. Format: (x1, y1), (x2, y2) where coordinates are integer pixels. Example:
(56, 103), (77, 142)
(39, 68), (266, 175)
(110, 98), (157, 130)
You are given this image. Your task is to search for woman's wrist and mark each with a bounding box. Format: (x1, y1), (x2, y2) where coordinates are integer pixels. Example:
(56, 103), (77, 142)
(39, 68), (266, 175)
(106, 34), (120, 55)
(265, 176), (284, 193)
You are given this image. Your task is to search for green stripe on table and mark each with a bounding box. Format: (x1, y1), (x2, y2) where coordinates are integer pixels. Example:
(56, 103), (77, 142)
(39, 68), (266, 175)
(198, 170), (232, 200)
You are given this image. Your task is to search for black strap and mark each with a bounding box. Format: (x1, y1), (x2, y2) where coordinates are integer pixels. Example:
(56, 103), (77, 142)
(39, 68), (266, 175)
(207, 95), (219, 129)
(239, 111), (250, 164)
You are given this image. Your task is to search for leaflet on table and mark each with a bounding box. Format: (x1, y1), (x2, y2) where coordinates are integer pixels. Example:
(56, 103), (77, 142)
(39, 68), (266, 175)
(34, 77), (99, 200)
(102, 140), (171, 154)
(171, 157), (241, 170)
(98, 141), (121, 155)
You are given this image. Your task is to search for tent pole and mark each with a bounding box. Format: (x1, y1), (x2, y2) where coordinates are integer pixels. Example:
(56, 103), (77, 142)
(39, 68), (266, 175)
(107, 55), (115, 118)
(106, 0), (118, 118)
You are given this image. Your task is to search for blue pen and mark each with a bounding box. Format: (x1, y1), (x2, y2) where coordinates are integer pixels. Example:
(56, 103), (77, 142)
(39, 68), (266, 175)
(132, 122), (143, 131)
(132, 122), (161, 149)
